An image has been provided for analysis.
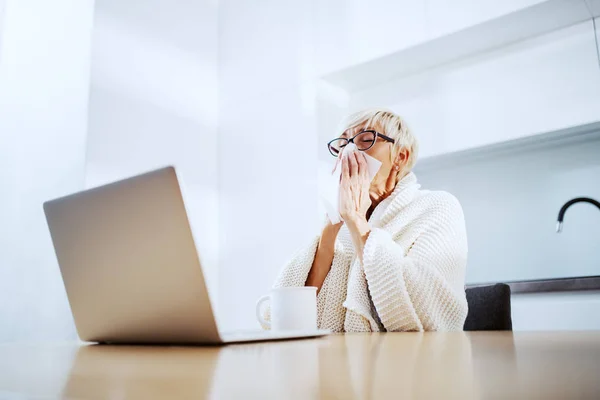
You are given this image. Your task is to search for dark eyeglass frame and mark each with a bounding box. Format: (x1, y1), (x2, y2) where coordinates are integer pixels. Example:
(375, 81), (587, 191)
(327, 130), (395, 157)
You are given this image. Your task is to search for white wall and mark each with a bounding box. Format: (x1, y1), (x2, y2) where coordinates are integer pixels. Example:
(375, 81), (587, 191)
(512, 290), (600, 330)
(350, 20), (600, 159)
(217, 0), (320, 330)
(0, 0), (94, 342)
(596, 17), (600, 55)
(0, 0), (5, 48)
(417, 134), (600, 331)
(416, 135), (600, 284)
(85, 0), (220, 308)
(426, 0), (546, 39)
(315, 0), (549, 75)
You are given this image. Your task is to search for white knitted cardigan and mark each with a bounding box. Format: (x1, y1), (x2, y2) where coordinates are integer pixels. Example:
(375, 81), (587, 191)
(265, 172), (468, 332)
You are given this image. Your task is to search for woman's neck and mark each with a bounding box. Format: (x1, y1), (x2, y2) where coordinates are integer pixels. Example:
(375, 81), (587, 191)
(367, 189), (385, 221)
(367, 170), (410, 220)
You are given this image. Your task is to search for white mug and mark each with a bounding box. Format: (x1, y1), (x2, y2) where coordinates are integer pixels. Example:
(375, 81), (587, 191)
(256, 287), (317, 331)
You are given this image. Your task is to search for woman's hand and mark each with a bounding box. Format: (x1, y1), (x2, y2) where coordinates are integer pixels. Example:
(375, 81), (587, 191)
(338, 150), (372, 263)
(339, 151), (371, 224)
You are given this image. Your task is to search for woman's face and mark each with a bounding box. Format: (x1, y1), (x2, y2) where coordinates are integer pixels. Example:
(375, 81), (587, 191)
(339, 123), (397, 186)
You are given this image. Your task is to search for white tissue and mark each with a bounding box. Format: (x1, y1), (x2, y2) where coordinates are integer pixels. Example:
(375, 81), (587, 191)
(321, 143), (382, 224)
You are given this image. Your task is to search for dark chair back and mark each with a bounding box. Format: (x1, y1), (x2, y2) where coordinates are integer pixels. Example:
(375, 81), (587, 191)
(464, 283), (512, 331)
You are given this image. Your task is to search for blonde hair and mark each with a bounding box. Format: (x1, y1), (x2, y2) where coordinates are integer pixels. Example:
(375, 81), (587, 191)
(338, 108), (419, 171)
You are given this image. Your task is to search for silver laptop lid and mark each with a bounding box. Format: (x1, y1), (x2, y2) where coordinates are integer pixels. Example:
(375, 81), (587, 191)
(44, 167), (220, 344)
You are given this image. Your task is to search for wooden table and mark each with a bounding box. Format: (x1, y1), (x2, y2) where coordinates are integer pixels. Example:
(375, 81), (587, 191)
(1, 332), (599, 399)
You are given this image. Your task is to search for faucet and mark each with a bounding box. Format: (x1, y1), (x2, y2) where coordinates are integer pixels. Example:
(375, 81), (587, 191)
(556, 197), (600, 233)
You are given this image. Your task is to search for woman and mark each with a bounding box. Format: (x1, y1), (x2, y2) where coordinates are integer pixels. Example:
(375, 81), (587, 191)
(267, 109), (468, 332)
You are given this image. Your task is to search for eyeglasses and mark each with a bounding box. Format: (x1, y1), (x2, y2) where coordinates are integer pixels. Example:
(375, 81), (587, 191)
(327, 130), (395, 157)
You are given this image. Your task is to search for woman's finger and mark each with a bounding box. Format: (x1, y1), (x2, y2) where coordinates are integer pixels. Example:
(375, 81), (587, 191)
(341, 153), (349, 181)
(353, 152), (362, 176)
(358, 152), (368, 179)
(386, 165), (399, 193)
(348, 151), (358, 178)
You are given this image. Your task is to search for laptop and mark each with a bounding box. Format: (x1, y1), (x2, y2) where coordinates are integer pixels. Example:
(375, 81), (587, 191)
(43, 166), (328, 345)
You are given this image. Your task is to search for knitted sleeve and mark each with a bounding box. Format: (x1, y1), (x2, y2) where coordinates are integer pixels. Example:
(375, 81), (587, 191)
(362, 193), (469, 332)
(273, 236), (320, 289)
